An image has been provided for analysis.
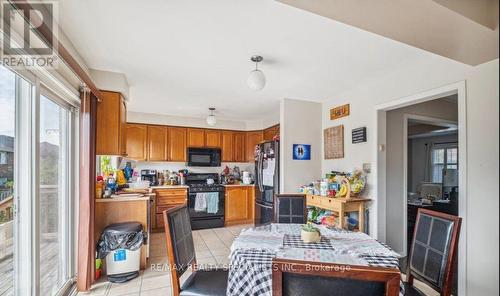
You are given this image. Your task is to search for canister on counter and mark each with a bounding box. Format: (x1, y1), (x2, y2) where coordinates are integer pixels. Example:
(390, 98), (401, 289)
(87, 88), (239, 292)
(320, 180), (328, 196)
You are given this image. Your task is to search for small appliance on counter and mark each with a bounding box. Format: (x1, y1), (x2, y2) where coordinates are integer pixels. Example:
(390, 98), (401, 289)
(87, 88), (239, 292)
(242, 171), (252, 185)
(141, 169), (158, 186)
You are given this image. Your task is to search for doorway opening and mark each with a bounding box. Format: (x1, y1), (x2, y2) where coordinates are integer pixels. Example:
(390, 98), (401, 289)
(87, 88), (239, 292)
(375, 81), (467, 295)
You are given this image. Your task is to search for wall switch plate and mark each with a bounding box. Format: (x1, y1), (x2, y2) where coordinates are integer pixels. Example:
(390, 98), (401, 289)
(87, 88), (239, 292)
(363, 163), (371, 173)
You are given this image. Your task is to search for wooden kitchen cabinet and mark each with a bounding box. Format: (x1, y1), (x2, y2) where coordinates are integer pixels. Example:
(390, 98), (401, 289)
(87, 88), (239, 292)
(225, 186), (255, 225)
(233, 132), (246, 162)
(205, 129), (222, 148)
(96, 91), (127, 155)
(263, 124), (279, 141)
(246, 131), (263, 162)
(153, 188), (187, 231)
(221, 131), (234, 162)
(187, 128), (205, 147)
(125, 123), (148, 160)
(147, 125), (168, 161)
(168, 127), (187, 161)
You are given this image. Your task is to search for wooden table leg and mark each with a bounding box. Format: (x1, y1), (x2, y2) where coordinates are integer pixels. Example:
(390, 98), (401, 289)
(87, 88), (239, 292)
(358, 202), (365, 233)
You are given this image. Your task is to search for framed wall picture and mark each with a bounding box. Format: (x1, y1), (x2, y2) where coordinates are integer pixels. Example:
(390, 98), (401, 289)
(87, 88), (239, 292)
(324, 125), (344, 159)
(293, 144), (311, 160)
(330, 104), (350, 120)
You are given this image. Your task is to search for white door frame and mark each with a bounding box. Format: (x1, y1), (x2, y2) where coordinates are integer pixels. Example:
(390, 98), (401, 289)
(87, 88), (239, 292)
(375, 81), (467, 295)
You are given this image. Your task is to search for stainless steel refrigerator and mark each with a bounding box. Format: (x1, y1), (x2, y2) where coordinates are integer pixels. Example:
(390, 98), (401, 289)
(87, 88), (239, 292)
(254, 140), (279, 226)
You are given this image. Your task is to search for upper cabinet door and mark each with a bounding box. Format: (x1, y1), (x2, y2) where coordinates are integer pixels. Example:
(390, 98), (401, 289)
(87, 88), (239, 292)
(233, 132), (246, 162)
(168, 127), (187, 161)
(126, 123), (148, 160)
(246, 131), (263, 162)
(148, 126), (168, 161)
(187, 128), (205, 147)
(205, 130), (221, 148)
(119, 99), (127, 156)
(263, 124), (280, 141)
(96, 91), (126, 155)
(221, 131), (234, 162)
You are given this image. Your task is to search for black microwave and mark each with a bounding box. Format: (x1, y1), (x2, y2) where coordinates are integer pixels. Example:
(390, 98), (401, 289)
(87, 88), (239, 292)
(187, 148), (221, 167)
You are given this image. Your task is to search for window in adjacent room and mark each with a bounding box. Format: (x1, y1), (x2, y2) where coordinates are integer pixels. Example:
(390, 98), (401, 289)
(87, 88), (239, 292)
(431, 145), (458, 183)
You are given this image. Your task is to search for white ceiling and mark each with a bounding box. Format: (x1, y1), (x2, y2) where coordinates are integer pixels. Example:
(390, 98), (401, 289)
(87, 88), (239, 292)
(59, 0), (451, 122)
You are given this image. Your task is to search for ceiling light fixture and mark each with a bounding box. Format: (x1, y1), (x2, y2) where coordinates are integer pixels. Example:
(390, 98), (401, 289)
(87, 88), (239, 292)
(206, 107), (217, 126)
(247, 55), (265, 91)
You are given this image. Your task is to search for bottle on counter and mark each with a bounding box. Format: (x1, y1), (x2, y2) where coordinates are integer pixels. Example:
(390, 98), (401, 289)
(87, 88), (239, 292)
(95, 175), (104, 199)
(320, 180), (328, 196)
(106, 173), (117, 195)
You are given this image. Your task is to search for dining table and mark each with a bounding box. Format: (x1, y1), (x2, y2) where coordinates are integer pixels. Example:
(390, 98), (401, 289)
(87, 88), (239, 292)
(226, 223), (403, 296)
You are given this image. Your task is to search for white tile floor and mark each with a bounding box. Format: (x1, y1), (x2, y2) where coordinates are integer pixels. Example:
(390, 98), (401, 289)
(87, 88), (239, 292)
(79, 224), (439, 296)
(79, 224), (250, 296)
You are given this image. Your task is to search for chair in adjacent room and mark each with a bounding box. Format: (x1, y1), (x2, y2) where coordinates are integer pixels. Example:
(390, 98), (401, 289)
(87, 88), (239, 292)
(163, 205), (228, 296)
(404, 208), (461, 296)
(272, 258), (401, 296)
(274, 194), (307, 224)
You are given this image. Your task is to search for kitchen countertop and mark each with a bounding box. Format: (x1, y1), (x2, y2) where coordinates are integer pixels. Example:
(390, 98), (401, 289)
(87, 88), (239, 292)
(95, 194), (153, 202)
(223, 184), (255, 187)
(150, 185), (189, 189)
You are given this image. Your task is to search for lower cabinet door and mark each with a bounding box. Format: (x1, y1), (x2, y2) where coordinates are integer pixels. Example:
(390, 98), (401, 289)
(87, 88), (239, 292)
(225, 187), (250, 223)
(156, 213), (165, 230)
(155, 204), (181, 229)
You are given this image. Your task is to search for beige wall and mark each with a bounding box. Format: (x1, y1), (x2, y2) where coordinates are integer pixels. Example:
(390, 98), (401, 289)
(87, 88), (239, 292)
(321, 58), (498, 295)
(280, 98), (322, 193)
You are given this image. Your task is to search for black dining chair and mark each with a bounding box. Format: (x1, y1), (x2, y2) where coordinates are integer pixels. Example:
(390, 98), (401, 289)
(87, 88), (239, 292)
(274, 194), (307, 224)
(404, 208), (461, 296)
(163, 205), (228, 296)
(272, 258), (401, 296)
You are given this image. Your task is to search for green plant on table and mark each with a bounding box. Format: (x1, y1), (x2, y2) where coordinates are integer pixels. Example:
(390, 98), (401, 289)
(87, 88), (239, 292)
(301, 223), (320, 233)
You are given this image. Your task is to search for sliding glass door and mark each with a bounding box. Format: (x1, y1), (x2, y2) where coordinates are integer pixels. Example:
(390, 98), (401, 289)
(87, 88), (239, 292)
(39, 93), (73, 295)
(0, 63), (17, 296)
(0, 65), (77, 296)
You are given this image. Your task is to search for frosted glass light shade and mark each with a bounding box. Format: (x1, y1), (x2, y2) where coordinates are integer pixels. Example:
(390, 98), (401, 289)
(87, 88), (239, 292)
(206, 114), (216, 126)
(247, 69), (266, 91)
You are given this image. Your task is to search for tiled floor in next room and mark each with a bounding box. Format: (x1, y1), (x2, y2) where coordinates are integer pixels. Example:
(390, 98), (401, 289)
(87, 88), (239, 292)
(79, 224), (250, 296)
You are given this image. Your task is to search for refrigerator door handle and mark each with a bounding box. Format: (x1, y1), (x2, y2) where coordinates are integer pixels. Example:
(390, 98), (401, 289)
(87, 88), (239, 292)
(256, 202), (273, 209)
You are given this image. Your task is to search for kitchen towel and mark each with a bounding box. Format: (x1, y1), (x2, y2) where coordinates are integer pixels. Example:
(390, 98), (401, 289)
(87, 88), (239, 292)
(205, 192), (219, 214)
(194, 193), (207, 212)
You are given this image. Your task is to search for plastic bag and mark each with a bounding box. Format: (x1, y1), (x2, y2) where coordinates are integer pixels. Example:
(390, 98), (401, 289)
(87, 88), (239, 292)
(96, 222), (147, 259)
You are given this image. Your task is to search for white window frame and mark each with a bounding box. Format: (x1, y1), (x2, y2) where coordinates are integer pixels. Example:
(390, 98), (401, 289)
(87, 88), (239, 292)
(431, 143), (458, 183)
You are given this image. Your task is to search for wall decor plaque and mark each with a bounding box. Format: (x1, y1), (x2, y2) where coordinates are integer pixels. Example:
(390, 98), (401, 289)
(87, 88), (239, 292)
(324, 125), (344, 159)
(330, 104), (350, 120)
(352, 127), (367, 144)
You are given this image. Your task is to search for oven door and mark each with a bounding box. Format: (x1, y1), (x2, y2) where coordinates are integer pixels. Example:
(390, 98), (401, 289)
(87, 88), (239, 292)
(187, 148), (221, 167)
(188, 191), (225, 218)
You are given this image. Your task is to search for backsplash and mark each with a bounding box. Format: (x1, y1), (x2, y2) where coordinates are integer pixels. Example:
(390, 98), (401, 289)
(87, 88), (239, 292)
(134, 161), (255, 176)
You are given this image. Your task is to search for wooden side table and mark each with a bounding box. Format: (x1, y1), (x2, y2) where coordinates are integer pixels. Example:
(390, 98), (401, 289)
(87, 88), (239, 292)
(306, 194), (371, 232)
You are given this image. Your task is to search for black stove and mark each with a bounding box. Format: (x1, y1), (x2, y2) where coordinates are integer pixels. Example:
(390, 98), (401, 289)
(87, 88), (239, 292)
(188, 183), (225, 192)
(185, 173), (225, 230)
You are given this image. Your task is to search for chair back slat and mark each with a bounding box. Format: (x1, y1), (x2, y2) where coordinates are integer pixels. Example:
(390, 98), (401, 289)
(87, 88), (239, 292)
(272, 258), (400, 296)
(163, 205), (196, 296)
(407, 208), (461, 296)
(275, 194), (307, 224)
